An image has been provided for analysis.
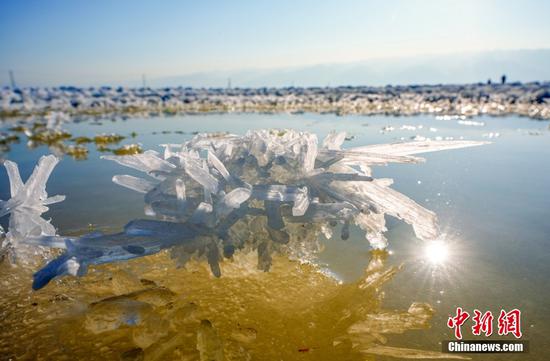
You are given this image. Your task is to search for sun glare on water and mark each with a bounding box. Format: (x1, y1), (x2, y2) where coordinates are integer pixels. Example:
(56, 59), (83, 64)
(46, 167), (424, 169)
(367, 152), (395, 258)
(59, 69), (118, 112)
(424, 240), (450, 265)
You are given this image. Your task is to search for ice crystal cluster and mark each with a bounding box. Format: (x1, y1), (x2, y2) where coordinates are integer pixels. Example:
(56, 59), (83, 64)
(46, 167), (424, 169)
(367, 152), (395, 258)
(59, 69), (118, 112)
(2, 129), (486, 289)
(0, 155), (65, 262)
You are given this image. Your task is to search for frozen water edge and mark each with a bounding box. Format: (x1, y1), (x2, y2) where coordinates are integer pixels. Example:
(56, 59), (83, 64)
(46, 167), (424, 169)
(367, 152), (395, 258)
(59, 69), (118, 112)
(0, 129), (488, 289)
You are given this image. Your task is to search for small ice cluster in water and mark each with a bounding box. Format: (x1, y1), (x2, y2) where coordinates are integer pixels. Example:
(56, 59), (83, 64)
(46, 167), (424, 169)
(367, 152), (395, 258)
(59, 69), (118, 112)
(0, 155), (65, 263)
(1, 129), (487, 289)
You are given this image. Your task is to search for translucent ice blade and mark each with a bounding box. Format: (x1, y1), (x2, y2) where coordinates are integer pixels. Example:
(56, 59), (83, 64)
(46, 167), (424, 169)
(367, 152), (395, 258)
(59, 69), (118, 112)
(283, 201), (358, 222)
(207, 150), (231, 180)
(113, 175), (157, 194)
(33, 254), (77, 290)
(3, 160), (24, 197)
(354, 212), (388, 249)
(0, 198), (23, 218)
(308, 172), (373, 184)
(351, 140), (489, 156)
(215, 189), (249, 219)
(319, 149), (424, 165)
(322, 131), (346, 150)
(43, 195), (66, 205)
(329, 181), (439, 241)
(251, 185), (303, 202)
(21, 235), (75, 249)
(25, 155), (60, 201)
(11, 212), (56, 239)
(292, 188), (310, 216)
(219, 188), (251, 211)
(182, 158), (219, 194)
(102, 152), (175, 178)
(302, 133), (318, 172)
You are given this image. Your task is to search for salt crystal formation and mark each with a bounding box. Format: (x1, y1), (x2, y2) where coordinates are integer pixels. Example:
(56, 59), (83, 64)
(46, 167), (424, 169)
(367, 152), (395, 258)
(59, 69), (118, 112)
(0, 155), (65, 262)
(1, 83), (549, 119)
(15, 130), (486, 289)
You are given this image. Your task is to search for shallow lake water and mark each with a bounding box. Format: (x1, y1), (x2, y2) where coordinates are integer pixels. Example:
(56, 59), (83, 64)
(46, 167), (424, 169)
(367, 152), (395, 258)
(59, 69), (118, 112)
(1, 113), (549, 360)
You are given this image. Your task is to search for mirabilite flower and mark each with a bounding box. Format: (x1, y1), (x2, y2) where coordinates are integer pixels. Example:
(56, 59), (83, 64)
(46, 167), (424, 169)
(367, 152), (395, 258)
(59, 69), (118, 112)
(1, 155), (65, 260)
(12, 130), (486, 289)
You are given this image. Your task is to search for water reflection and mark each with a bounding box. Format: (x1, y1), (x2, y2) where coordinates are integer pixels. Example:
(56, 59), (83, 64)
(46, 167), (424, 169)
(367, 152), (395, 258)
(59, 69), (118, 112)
(0, 248), (466, 360)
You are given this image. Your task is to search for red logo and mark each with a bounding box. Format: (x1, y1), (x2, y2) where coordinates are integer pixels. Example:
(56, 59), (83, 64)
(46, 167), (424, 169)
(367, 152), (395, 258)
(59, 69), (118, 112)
(448, 308), (522, 339)
(472, 309), (494, 336)
(447, 307), (470, 339)
(498, 309), (522, 338)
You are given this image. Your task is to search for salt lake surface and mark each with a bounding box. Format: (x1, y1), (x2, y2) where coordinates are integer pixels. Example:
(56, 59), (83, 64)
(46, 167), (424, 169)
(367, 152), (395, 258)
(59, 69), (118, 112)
(1, 113), (549, 360)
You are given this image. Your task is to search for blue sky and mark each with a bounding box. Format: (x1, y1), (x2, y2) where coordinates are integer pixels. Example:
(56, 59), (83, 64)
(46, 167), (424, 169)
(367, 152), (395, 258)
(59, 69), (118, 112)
(1, 0), (550, 86)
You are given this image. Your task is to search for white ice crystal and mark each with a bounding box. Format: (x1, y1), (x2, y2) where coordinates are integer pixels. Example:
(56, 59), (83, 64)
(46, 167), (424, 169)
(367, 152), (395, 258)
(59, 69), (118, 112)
(19, 129), (487, 289)
(0, 155), (64, 259)
(100, 129), (485, 258)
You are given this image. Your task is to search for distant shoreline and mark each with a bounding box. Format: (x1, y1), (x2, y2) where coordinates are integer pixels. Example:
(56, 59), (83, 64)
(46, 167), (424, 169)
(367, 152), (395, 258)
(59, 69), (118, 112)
(2, 82), (549, 120)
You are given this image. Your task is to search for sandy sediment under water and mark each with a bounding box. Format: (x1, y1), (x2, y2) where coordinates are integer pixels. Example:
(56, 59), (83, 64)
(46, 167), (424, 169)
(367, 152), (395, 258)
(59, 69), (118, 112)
(0, 249), (451, 361)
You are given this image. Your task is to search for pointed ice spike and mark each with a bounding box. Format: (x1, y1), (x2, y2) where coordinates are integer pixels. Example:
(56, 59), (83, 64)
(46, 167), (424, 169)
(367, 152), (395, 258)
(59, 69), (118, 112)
(351, 140), (489, 156)
(222, 187), (251, 208)
(322, 131), (347, 150)
(251, 185), (303, 202)
(216, 188), (251, 218)
(43, 195), (66, 205)
(302, 133), (318, 172)
(32, 253), (73, 290)
(3, 160), (24, 197)
(0, 198), (23, 218)
(318, 149), (423, 165)
(182, 158), (219, 194)
(207, 150), (231, 180)
(327, 180), (439, 241)
(25, 155), (60, 200)
(102, 152), (175, 178)
(113, 175), (157, 194)
(206, 242), (221, 277)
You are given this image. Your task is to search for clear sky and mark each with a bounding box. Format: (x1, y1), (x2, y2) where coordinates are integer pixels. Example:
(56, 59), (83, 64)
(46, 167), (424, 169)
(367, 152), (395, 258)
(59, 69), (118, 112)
(1, 0), (549, 86)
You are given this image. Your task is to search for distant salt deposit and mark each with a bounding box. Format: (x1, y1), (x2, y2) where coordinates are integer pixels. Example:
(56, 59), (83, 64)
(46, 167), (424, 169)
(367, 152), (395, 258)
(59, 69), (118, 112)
(1, 82), (549, 119)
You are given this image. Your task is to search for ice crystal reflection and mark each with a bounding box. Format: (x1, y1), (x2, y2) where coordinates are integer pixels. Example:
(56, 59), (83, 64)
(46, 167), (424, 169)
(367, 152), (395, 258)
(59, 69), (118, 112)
(0, 250), (469, 360)
(11, 129), (486, 289)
